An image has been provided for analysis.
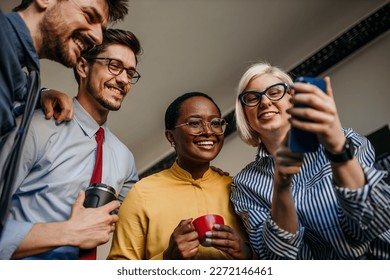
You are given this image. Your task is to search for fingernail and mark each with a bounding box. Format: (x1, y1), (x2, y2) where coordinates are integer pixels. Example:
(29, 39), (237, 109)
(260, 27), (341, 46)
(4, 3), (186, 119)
(214, 224), (221, 229)
(204, 238), (212, 245)
(289, 83), (296, 89)
(205, 231), (212, 237)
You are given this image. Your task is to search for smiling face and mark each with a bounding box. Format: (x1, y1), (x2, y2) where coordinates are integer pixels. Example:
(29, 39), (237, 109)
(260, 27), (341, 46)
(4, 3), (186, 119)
(243, 73), (292, 140)
(168, 96), (225, 171)
(78, 43), (136, 115)
(39, 0), (109, 67)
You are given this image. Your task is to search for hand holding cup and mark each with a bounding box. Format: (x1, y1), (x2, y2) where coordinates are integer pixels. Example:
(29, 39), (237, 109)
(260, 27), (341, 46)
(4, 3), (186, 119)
(192, 214), (224, 246)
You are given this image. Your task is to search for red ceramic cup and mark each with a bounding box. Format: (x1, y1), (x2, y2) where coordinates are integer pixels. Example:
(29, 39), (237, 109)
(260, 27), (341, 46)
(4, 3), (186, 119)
(192, 214), (224, 246)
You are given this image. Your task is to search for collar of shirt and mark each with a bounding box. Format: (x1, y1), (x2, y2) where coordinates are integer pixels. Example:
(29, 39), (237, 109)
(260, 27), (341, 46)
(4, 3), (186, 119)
(72, 97), (108, 139)
(170, 161), (214, 185)
(6, 12), (40, 72)
(255, 143), (274, 162)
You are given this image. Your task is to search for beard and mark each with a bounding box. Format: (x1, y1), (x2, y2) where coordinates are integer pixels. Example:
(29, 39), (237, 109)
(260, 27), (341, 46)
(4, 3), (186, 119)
(39, 7), (77, 67)
(85, 74), (123, 111)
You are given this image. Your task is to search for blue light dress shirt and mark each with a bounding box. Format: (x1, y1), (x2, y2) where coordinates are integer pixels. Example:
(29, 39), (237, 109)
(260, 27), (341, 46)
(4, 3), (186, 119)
(0, 98), (138, 259)
(231, 128), (390, 259)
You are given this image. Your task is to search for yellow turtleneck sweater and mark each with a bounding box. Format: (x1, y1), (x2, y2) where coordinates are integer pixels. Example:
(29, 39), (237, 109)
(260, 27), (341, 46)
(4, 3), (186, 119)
(108, 162), (248, 260)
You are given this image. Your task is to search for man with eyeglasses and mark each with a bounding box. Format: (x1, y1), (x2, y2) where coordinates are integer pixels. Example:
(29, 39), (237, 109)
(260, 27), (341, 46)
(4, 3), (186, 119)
(0, 0), (129, 238)
(0, 28), (141, 260)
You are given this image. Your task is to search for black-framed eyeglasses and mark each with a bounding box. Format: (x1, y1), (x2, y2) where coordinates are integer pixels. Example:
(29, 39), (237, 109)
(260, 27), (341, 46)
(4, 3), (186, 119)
(85, 57), (141, 84)
(239, 82), (288, 107)
(174, 118), (228, 136)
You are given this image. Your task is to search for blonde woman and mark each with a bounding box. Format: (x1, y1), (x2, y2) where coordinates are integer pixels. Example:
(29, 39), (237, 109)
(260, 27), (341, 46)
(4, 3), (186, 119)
(231, 62), (389, 259)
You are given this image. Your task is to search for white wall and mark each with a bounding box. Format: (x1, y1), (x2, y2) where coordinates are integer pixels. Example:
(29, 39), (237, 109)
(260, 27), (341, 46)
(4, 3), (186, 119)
(212, 32), (390, 177)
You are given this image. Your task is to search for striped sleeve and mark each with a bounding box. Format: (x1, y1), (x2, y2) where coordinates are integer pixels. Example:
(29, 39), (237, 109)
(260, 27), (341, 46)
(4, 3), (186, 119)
(335, 130), (390, 244)
(231, 159), (304, 259)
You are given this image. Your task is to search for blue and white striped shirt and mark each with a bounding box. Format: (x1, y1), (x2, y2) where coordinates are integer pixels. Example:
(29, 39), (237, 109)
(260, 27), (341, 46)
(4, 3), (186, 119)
(231, 128), (390, 259)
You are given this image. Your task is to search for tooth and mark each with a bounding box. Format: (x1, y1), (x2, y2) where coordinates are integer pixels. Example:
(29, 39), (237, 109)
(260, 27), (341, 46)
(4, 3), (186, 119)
(108, 87), (122, 95)
(198, 141), (213, 145)
(73, 38), (85, 51)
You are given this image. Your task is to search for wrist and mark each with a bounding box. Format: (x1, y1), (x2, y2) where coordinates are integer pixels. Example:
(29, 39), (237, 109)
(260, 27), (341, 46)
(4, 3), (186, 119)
(325, 137), (355, 163)
(323, 130), (346, 154)
(274, 173), (293, 190)
(60, 220), (79, 247)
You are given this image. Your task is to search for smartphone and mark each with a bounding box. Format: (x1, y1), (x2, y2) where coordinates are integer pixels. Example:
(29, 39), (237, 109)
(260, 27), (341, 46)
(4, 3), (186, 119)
(288, 76), (326, 153)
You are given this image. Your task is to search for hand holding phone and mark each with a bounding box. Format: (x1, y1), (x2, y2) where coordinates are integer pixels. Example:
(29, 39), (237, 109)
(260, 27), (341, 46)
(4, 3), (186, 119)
(288, 76), (326, 153)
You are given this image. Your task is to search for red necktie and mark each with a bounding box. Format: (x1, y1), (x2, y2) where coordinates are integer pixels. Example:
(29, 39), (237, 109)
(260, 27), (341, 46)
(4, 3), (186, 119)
(79, 127), (104, 260)
(90, 127), (104, 185)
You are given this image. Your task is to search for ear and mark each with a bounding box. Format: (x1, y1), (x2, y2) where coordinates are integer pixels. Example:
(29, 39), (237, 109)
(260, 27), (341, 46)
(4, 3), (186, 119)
(35, 0), (51, 10)
(165, 130), (175, 146)
(76, 57), (89, 80)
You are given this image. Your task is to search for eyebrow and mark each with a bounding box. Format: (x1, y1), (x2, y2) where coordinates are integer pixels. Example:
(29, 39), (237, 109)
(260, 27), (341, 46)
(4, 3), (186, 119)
(83, 5), (107, 28)
(110, 58), (136, 71)
(187, 115), (221, 119)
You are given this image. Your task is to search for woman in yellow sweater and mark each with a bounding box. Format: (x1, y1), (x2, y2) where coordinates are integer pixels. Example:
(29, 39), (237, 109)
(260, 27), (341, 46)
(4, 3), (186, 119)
(108, 92), (252, 260)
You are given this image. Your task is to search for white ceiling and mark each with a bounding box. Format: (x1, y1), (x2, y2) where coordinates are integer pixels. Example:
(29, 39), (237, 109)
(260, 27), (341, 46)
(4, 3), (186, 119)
(1, 0), (388, 173)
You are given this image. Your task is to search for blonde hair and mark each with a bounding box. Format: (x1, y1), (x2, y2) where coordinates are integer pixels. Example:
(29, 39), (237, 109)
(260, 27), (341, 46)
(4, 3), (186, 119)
(235, 61), (293, 147)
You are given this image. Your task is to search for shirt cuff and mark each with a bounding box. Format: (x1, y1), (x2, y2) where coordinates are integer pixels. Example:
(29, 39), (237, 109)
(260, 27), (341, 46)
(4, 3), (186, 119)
(263, 216), (304, 259)
(0, 220), (33, 259)
(334, 165), (389, 228)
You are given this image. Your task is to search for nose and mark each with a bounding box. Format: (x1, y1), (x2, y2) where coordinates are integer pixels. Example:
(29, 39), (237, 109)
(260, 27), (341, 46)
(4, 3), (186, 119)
(115, 70), (131, 85)
(258, 93), (271, 107)
(88, 25), (104, 45)
(200, 122), (214, 135)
